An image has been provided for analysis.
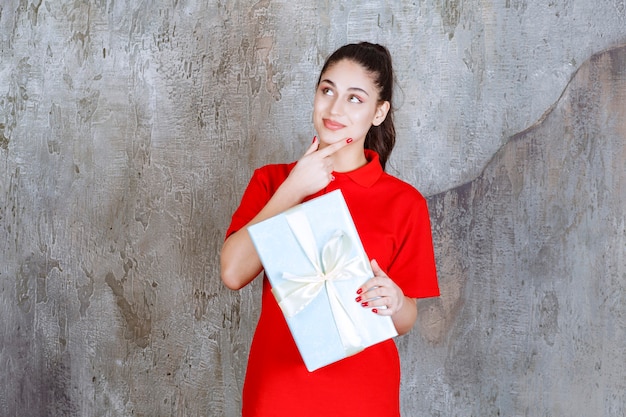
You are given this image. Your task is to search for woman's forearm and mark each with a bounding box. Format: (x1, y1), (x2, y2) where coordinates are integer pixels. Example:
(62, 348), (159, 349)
(391, 296), (418, 335)
(220, 182), (306, 290)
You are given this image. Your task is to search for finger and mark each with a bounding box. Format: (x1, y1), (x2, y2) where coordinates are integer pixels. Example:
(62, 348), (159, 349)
(356, 277), (374, 296)
(355, 280), (385, 305)
(303, 136), (320, 156)
(370, 294), (401, 315)
(357, 276), (384, 295)
(371, 306), (393, 316)
(358, 292), (393, 312)
(363, 285), (385, 301)
(316, 137), (354, 158)
(370, 259), (386, 277)
(356, 260), (388, 295)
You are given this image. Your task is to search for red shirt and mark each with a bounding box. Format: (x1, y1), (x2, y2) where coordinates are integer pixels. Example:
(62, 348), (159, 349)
(226, 150), (439, 417)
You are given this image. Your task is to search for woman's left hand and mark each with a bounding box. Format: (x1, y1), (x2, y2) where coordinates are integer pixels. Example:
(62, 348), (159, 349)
(355, 259), (405, 316)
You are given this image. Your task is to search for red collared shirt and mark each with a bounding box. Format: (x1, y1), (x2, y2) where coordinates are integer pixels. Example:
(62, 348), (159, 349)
(226, 150), (439, 417)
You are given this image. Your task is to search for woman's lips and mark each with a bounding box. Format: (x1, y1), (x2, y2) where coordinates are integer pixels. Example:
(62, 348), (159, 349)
(323, 119), (345, 131)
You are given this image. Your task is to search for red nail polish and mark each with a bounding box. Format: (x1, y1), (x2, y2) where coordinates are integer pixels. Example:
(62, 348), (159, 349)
(372, 309), (378, 314)
(356, 288), (363, 295)
(355, 296), (362, 302)
(361, 302), (368, 307)
(346, 138), (353, 144)
(312, 136), (317, 143)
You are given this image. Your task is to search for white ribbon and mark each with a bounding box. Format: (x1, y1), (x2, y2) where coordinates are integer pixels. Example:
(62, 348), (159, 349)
(271, 208), (370, 356)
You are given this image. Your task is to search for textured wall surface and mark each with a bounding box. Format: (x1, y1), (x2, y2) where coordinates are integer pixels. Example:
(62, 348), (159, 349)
(406, 45), (626, 416)
(0, 1), (625, 416)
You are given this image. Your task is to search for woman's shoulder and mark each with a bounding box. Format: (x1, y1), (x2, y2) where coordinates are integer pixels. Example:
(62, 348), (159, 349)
(378, 171), (427, 204)
(252, 161), (297, 178)
(249, 161), (297, 191)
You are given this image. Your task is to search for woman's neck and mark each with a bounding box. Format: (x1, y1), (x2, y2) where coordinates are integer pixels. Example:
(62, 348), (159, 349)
(328, 145), (368, 173)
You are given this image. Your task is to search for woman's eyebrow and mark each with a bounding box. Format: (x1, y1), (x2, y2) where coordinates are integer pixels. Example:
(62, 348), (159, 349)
(320, 79), (370, 96)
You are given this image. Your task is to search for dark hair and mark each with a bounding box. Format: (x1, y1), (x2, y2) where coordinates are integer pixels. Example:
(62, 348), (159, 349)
(317, 42), (396, 170)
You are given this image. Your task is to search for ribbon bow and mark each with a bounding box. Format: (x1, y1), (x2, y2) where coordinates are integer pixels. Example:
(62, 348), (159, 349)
(271, 207), (371, 356)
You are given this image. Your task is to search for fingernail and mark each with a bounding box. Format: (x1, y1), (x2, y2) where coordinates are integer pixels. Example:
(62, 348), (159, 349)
(312, 136), (317, 143)
(355, 296), (362, 302)
(346, 138), (353, 143)
(361, 302), (368, 307)
(356, 288), (363, 295)
(372, 309), (378, 314)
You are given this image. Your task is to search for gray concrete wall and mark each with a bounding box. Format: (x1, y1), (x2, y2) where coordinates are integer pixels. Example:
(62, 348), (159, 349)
(0, 1), (624, 416)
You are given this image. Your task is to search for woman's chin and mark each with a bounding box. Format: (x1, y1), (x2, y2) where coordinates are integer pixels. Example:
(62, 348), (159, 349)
(317, 132), (347, 146)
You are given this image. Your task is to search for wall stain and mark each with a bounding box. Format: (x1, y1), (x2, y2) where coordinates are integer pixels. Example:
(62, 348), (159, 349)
(1, 57), (31, 148)
(248, 1), (282, 100)
(76, 266), (94, 317)
(63, 0), (93, 65)
(77, 90), (100, 124)
(0, 123), (8, 150)
(193, 288), (218, 321)
(28, 0), (43, 26)
(538, 291), (559, 346)
(105, 272), (152, 348)
(16, 253), (61, 312)
(440, 0), (461, 40)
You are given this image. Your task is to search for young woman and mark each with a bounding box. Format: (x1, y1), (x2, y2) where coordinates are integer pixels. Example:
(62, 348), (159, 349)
(221, 42), (439, 417)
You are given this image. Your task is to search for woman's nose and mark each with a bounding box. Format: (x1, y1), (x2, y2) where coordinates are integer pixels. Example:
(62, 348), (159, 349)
(329, 97), (343, 115)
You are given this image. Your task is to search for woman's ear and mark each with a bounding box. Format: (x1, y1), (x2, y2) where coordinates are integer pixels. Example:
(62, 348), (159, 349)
(372, 101), (390, 126)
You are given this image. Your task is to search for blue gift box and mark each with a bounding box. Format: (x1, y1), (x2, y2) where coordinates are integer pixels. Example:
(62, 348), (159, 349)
(247, 189), (398, 371)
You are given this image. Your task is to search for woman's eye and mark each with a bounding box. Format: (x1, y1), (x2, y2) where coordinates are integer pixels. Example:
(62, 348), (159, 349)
(349, 95), (362, 103)
(322, 87), (333, 95)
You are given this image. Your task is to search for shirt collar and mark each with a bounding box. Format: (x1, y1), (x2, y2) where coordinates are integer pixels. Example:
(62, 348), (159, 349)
(335, 149), (383, 188)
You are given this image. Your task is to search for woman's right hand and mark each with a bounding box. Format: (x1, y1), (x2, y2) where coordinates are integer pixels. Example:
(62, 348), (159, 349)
(280, 136), (354, 200)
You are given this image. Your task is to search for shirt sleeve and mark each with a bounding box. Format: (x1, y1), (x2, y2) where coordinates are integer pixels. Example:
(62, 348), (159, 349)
(388, 193), (440, 299)
(225, 169), (269, 239)
(225, 164), (292, 239)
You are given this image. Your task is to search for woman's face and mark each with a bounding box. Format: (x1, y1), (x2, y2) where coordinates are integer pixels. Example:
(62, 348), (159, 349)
(313, 59), (389, 147)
